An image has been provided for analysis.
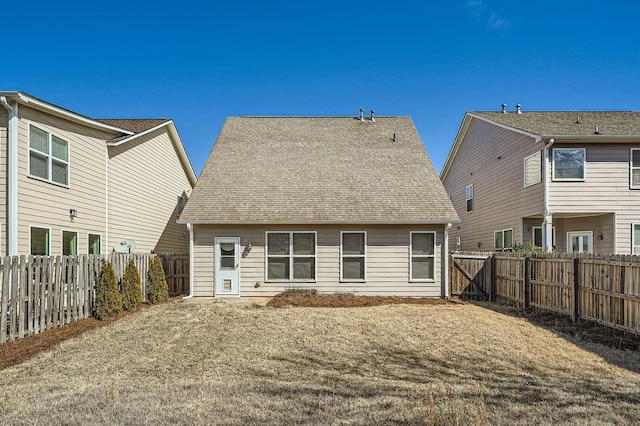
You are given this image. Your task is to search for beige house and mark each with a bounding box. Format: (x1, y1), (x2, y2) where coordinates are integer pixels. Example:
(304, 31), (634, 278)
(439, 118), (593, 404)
(0, 91), (196, 256)
(441, 107), (640, 254)
(178, 114), (459, 297)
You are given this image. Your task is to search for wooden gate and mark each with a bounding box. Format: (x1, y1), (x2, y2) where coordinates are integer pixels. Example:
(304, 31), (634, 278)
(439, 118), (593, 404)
(450, 253), (492, 300)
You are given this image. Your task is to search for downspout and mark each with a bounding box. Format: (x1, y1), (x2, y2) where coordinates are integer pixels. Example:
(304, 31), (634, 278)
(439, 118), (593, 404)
(543, 138), (555, 252)
(1, 97), (18, 256)
(183, 222), (194, 299)
(443, 223), (451, 298)
(105, 147), (109, 254)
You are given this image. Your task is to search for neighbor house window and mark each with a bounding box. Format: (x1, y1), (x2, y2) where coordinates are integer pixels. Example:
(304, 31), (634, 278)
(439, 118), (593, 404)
(30, 227), (50, 255)
(62, 230), (78, 255)
(341, 231), (366, 281)
(494, 229), (513, 252)
(465, 185), (473, 212)
(633, 224), (640, 255)
(266, 232), (316, 281)
(553, 148), (585, 181)
(631, 149), (640, 189)
(410, 232), (435, 281)
(29, 124), (69, 186)
(88, 234), (101, 255)
(532, 226), (556, 248)
(524, 151), (542, 187)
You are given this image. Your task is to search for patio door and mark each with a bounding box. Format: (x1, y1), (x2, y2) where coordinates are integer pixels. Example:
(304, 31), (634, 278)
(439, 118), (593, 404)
(567, 231), (593, 254)
(214, 237), (240, 296)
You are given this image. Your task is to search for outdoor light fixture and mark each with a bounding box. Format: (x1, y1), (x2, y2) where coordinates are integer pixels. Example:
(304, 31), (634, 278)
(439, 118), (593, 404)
(242, 241), (253, 258)
(69, 209), (78, 222)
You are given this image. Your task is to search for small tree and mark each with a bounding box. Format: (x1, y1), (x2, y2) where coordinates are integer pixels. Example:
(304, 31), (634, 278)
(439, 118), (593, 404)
(121, 260), (143, 311)
(95, 261), (122, 319)
(147, 257), (169, 304)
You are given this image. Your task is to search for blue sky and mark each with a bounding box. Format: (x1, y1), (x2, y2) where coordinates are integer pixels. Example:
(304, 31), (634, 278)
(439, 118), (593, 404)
(3, 1), (639, 175)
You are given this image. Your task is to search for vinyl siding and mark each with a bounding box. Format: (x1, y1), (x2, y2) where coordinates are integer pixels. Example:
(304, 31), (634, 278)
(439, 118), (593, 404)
(17, 106), (112, 255)
(108, 127), (191, 254)
(0, 108), (7, 255)
(192, 224), (446, 297)
(443, 117), (544, 251)
(549, 144), (640, 253)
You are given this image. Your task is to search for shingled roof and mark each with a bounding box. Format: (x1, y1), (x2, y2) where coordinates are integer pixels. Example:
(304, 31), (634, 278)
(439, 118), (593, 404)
(96, 119), (170, 134)
(471, 111), (640, 138)
(179, 116), (459, 224)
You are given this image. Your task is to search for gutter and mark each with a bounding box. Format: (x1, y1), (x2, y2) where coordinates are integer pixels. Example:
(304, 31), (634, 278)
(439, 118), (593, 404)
(182, 223), (195, 300)
(542, 138), (555, 252)
(1, 97), (18, 256)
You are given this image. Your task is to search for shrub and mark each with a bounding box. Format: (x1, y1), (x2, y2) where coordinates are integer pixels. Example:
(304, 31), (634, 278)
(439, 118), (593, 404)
(95, 262), (122, 320)
(279, 288), (318, 297)
(121, 260), (143, 311)
(147, 257), (169, 304)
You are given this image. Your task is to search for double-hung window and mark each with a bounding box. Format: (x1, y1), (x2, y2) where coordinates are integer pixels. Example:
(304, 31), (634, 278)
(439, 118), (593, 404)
(29, 124), (69, 186)
(494, 229), (513, 252)
(465, 185), (473, 212)
(340, 231), (366, 281)
(633, 224), (640, 255)
(266, 232), (316, 281)
(410, 232), (435, 281)
(631, 149), (640, 189)
(553, 148), (585, 181)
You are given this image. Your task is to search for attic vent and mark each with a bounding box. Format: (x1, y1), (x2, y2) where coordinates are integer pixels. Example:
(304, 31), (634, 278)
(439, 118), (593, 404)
(501, 103), (507, 113)
(516, 104), (522, 114)
(370, 110), (375, 122)
(358, 108), (364, 122)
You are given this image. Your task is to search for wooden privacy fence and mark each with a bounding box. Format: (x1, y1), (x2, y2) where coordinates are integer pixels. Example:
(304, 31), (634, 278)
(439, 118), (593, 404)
(159, 253), (189, 296)
(451, 251), (640, 335)
(1, 252), (189, 344)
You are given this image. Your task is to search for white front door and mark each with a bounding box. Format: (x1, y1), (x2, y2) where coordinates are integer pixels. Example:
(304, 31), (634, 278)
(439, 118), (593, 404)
(215, 237), (240, 296)
(567, 231), (593, 254)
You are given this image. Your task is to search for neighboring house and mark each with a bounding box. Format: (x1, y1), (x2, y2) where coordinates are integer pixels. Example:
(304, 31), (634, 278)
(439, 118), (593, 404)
(441, 106), (640, 254)
(178, 114), (459, 297)
(0, 91), (196, 256)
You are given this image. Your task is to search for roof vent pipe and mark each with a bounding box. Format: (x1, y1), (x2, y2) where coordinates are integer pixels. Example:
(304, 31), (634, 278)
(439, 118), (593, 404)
(501, 103), (507, 113)
(359, 108), (364, 121)
(370, 109), (375, 122)
(594, 126), (600, 135)
(516, 104), (522, 114)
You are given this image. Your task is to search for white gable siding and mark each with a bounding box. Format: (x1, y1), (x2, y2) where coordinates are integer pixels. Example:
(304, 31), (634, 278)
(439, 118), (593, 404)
(108, 127), (191, 254)
(443, 117), (544, 251)
(192, 224), (445, 297)
(17, 106), (111, 255)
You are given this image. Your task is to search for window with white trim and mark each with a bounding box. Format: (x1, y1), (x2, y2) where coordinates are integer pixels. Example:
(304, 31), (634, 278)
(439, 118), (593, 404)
(62, 230), (78, 255)
(494, 229), (513, 252)
(88, 234), (101, 255)
(30, 227), (50, 255)
(410, 232), (435, 281)
(524, 151), (542, 187)
(553, 148), (585, 181)
(633, 224), (640, 255)
(532, 226), (556, 248)
(266, 232), (316, 281)
(341, 231), (366, 281)
(29, 124), (69, 186)
(631, 149), (640, 189)
(465, 185), (473, 212)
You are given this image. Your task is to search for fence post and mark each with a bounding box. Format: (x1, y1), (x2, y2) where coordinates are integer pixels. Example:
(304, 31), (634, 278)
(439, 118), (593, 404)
(524, 256), (530, 309)
(573, 257), (580, 322)
(490, 254), (497, 302)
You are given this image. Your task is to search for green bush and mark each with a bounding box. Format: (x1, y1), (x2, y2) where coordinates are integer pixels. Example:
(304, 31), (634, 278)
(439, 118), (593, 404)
(279, 288), (318, 297)
(95, 262), (122, 320)
(147, 257), (169, 304)
(121, 260), (143, 311)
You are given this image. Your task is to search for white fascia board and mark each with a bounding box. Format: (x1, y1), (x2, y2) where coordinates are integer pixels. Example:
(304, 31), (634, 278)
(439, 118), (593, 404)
(107, 120), (197, 187)
(544, 135), (640, 143)
(4, 92), (134, 135)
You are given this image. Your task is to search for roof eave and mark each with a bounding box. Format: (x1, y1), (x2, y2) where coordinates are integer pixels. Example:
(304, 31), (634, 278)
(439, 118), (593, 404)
(177, 219), (461, 225)
(1, 92), (134, 135)
(543, 135), (640, 143)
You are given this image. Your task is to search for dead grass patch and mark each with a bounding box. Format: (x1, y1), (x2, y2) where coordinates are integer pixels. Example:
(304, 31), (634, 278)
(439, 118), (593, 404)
(266, 291), (453, 308)
(0, 300), (639, 425)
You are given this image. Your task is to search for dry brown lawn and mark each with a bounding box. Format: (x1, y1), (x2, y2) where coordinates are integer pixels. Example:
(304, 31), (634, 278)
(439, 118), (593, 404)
(1, 298), (639, 425)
